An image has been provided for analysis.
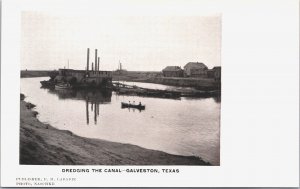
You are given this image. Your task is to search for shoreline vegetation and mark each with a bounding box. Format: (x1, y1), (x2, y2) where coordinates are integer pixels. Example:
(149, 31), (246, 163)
(20, 93), (211, 165)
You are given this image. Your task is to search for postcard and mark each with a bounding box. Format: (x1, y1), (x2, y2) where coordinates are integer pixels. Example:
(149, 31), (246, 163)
(1, 0), (299, 187)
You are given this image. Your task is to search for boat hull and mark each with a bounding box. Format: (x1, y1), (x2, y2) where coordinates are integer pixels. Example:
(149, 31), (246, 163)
(40, 80), (55, 88)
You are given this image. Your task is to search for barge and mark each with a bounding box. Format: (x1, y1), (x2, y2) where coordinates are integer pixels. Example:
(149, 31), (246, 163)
(113, 82), (220, 98)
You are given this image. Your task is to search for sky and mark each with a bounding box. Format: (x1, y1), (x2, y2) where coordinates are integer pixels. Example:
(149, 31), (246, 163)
(21, 12), (221, 71)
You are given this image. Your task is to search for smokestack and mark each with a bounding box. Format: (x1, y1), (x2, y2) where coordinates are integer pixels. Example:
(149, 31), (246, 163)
(98, 57), (100, 71)
(92, 62), (94, 71)
(95, 61), (97, 72)
(95, 49), (97, 71)
(87, 48), (90, 71)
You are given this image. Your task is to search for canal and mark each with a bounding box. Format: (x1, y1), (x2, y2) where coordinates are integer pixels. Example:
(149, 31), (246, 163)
(21, 77), (220, 165)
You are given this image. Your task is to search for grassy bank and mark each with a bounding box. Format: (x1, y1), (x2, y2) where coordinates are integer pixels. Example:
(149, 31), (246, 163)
(145, 77), (221, 90)
(21, 70), (53, 78)
(21, 70), (60, 78)
(20, 95), (210, 165)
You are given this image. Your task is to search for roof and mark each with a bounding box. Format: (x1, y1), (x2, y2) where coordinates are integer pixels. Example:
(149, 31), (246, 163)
(162, 66), (182, 71)
(213, 66), (221, 70)
(184, 62), (208, 69)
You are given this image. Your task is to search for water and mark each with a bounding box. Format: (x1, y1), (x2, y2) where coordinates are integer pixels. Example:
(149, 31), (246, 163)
(21, 77), (221, 165)
(114, 81), (195, 91)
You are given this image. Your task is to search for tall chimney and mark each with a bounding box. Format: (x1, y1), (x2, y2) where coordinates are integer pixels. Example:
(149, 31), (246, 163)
(95, 49), (97, 71)
(87, 48), (90, 71)
(98, 57), (100, 71)
(95, 59), (97, 71)
(92, 62), (94, 71)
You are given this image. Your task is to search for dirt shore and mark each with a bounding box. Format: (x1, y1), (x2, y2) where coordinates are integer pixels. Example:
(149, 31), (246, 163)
(20, 96), (210, 165)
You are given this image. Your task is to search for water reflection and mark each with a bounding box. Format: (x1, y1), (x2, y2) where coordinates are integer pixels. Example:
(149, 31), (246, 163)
(86, 99), (101, 125)
(121, 105), (144, 113)
(46, 88), (112, 102)
(46, 88), (112, 125)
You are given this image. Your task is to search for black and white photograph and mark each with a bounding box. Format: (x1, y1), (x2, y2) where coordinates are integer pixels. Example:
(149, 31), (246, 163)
(20, 12), (221, 166)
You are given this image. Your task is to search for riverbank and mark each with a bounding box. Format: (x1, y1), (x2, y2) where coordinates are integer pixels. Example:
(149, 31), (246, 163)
(21, 70), (53, 78)
(143, 77), (221, 91)
(20, 95), (211, 165)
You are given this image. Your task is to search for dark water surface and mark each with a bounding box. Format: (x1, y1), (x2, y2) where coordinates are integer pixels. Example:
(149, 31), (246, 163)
(21, 77), (220, 165)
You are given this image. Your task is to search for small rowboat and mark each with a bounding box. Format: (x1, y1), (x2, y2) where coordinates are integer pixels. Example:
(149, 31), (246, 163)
(55, 83), (72, 90)
(121, 102), (145, 110)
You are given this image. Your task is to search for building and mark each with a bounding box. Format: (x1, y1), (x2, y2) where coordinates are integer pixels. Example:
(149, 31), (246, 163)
(55, 69), (112, 86)
(162, 66), (184, 77)
(213, 66), (221, 81)
(207, 69), (215, 78)
(184, 62), (208, 77)
(207, 66), (221, 81)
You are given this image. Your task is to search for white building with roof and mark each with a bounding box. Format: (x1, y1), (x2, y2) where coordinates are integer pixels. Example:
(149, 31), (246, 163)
(184, 62), (208, 77)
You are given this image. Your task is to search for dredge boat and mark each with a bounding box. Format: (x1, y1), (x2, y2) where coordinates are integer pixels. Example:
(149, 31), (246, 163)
(121, 102), (145, 110)
(40, 48), (112, 89)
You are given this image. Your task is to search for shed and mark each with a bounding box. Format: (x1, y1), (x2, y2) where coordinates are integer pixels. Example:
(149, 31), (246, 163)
(184, 62), (208, 77)
(213, 66), (221, 81)
(162, 66), (184, 77)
